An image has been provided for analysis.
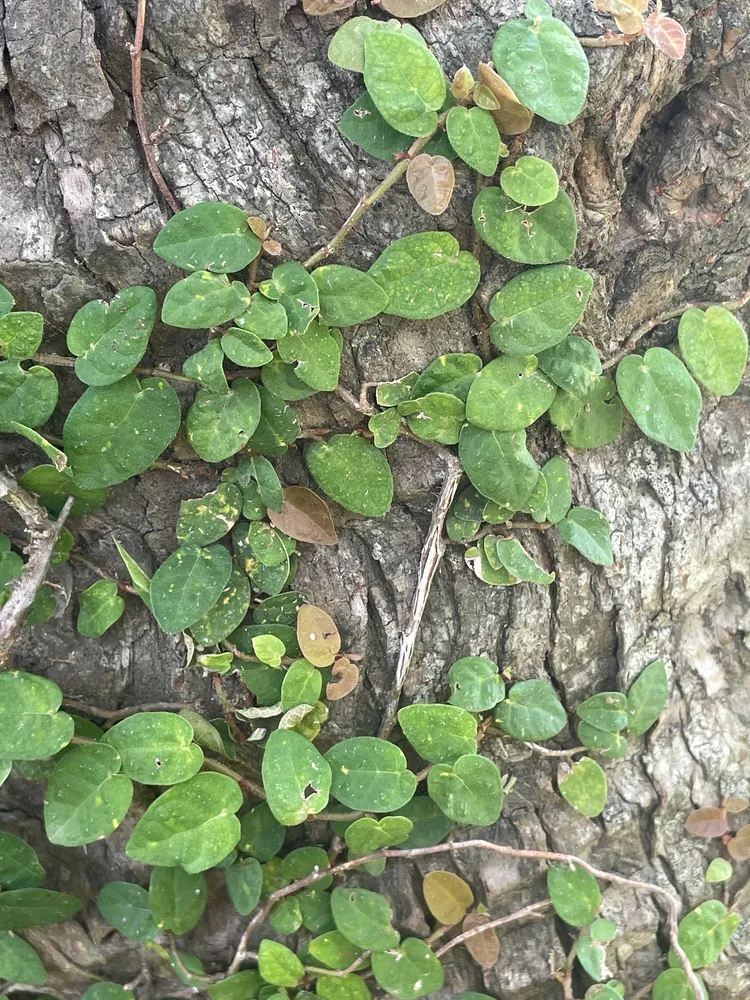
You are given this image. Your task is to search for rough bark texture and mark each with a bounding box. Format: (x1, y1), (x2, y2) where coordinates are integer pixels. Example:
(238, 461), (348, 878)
(1, 1), (749, 998)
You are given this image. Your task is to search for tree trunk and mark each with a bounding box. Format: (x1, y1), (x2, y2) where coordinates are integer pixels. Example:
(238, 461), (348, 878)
(1, 0), (749, 997)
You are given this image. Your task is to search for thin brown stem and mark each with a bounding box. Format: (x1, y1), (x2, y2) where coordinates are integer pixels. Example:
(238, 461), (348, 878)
(62, 699), (186, 721)
(524, 742), (588, 758)
(434, 898), (552, 957)
(304, 952), (371, 978)
(303, 111), (450, 270)
(34, 353), (196, 385)
(333, 385), (376, 416)
(68, 553), (139, 596)
(130, 0), (180, 213)
(579, 32), (635, 47)
(202, 757), (264, 798)
(378, 452), (463, 739)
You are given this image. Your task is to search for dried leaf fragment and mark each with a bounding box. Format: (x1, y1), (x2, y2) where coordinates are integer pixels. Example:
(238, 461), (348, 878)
(297, 604), (341, 667)
(728, 824), (750, 861)
(684, 806), (728, 839)
(326, 656), (360, 701)
(380, 0), (448, 16)
(303, 0), (355, 14)
(462, 911), (500, 970)
(267, 486), (338, 546)
(406, 154), (455, 216)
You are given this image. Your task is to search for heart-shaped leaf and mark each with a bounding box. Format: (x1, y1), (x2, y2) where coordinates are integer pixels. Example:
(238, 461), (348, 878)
(0, 363), (58, 431)
(97, 882), (158, 942)
(307, 435), (394, 517)
(0, 832), (45, 889)
(102, 712), (204, 785)
(466, 355), (556, 431)
(162, 272), (250, 328)
(548, 864), (601, 926)
(260, 261), (320, 337)
(406, 154), (455, 215)
(493, 678), (566, 740)
(448, 656), (505, 712)
(186, 379), (261, 462)
(677, 900), (741, 967)
(77, 579), (125, 637)
(331, 887), (400, 951)
(67, 287), (156, 386)
(0, 671), (73, 761)
(561, 376), (623, 449)
(400, 392), (465, 445)
(183, 340), (229, 394)
(474, 188), (577, 264)
(277, 320), (341, 391)
(616, 348), (701, 452)
(325, 737), (417, 812)
(500, 155), (559, 206)
(627, 660), (668, 736)
(312, 265), (389, 327)
(411, 353), (482, 400)
(678, 306), (747, 396)
(538, 335), (601, 397)
(446, 106), (503, 177)
(398, 703), (477, 763)
(427, 754), (504, 825)
(423, 870), (474, 925)
(0, 312), (44, 360)
(559, 757), (607, 817)
(150, 543), (232, 633)
(363, 31), (446, 137)
(153, 202), (261, 273)
(177, 483), (243, 547)
(258, 940), (304, 987)
(20, 465), (107, 517)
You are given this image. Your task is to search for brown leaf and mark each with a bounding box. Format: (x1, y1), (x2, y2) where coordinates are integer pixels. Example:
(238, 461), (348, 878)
(423, 870), (474, 926)
(326, 656), (360, 701)
(297, 604), (341, 667)
(406, 154), (455, 216)
(248, 216), (270, 239)
(451, 66), (475, 100)
(724, 797), (750, 815)
(462, 911), (500, 971)
(303, 0), (355, 13)
(380, 0), (448, 16)
(477, 64), (533, 135)
(728, 825), (750, 861)
(684, 806), (728, 839)
(262, 238), (283, 256)
(644, 12), (687, 59)
(268, 486), (338, 546)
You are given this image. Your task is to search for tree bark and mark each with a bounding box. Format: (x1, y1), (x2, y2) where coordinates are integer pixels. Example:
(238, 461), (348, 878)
(1, 1), (749, 997)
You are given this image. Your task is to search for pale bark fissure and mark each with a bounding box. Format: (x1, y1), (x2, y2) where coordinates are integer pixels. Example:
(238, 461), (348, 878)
(0, 1), (749, 998)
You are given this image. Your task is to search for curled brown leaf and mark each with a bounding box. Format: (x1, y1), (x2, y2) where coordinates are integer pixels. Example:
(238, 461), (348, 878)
(477, 64), (533, 135)
(326, 656), (360, 701)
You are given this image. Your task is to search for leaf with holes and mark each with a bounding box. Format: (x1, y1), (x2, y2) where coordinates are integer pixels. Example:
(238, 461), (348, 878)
(562, 376), (623, 449)
(64, 375), (181, 489)
(331, 887), (400, 951)
(459, 425), (539, 509)
(77, 580), (125, 638)
(369, 232), (480, 320)
(307, 435), (394, 517)
(162, 272), (250, 328)
(448, 657), (505, 712)
(493, 678), (566, 740)
(363, 31), (445, 137)
(557, 507), (614, 566)
(473, 188), (577, 264)
(67, 287), (156, 387)
(325, 737), (417, 812)
(102, 712), (203, 785)
(0, 671), (73, 761)
(627, 660), (668, 736)
(678, 306), (747, 396)
(186, 379), (261, 462)
(490, 266), (593, 356)
(151, 544), (232, 634)
(262, 729), (332, 826)
(559, 757), (607, 817)
(616, 348), (702, 452)
(427, 754), (503, 825)
(153, 202), (261, 273)
(548, 864), (601, 926)
(296, 604), (341, 667)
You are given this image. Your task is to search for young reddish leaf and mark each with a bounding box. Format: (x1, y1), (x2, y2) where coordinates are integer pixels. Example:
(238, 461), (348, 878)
(297, 604), (341, 668)
(684, 807), (728, 839)
(728, 825), (750, 861)
(303, 0), (354, 13)
(477, 63), (533, 135)
(724, 797), (750, 815)
(406, 154), (455, 216)
(326, 657), (360, 701)
(267, 486), (338, 547)
(644, 12), (687, 59)
(462, 911), (500, 970)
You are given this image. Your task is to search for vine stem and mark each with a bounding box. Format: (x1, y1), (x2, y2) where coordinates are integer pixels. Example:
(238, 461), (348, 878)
(579, 32), (635, 47)
(33, 353), (196, 385)
(130, 0), (180, 213)
(62, 699), (187, 721)
(302, 111), (450, 270)
(434, 898), (552, 957)
(378, 450), (463, 739)
(228, 839), (701, 999)
(0, 475), (74, 668)
(602, 286), (750, 370)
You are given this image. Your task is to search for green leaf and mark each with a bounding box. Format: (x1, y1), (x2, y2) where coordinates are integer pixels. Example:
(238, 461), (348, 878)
(447, 656), (505, 712)
(270, 895), (303, 934)
(459, 425), (539, 509)
(344, 816), (413, 855)
(312, 266), (388, 327)
(328, 16), (423, 73)
(300, 886), (335, 934)
(262, 729), (332, 826)
(577, 722), (627, 759)
(394, 797), (455, 848)
(616, 348), (702, 452)
(490, 266), (593, 356)
(67, 287), (156, 387)
(64, 375), (181, 489)
(473, 188), (577, 264)
(183, 340), (229, 394)
(258, 940), (304, 988)
(625, 661), (668, 738)
(562, 376), (623, 449)
(652, 969), (707, 1000)
(307, 435), (393, 517)
(82, 985), (134, 1000)
(77, 580), (125, 637)
(0, 931), (47, 984)
(678, 305), (747, 396)
(0, 545), (22, 590)
(576, 935), (607, 981)
(114, 538), (152, 607)
(547, 864), (601, 926)
(151, 543), (232, 633)
(576, 692), (628, 733)
(500, 155), (559, 206)
(277, 320), (341, 391)
(339, 92), (414, 162)
(493, 678), (566, 740)
(491, 10), (589, 125)
(446, 106), (502, 176)
(281, 846), (332, 888)
(249, 385), (301, 456)
(186, 378), (261, 462)
(96, 882), (158, 941)
(398, 704), (477, 763)
(44, 743), (133, 847)
(282, 659), (323, 711)
(0, 363), (58, 430)
(369, 232), (480, 319)
(259, 262), (320, 337)
(400, 392), (465, 445)
(225, 857), (263, 915)
(0, 833), (45, 889)
(208, 972), (264, 1000)
(371, 938), (444, 999)
(234, 291), (289, 340)
(557, 507), (613, 566)
(536, 456), (572, 524)
(153, 202), (261, 273)
(537, 335), (601, 397)
(0, 312), (44, 360)
(427, 753), (504, 825)
(466, 355), (555, 431)
(102, 711), (204, 785)
(222, 328), (274, 368)
(677, 900), (741, 968)
(590, 917), (617, 942)
(369, 407), (402, 448)
(331, 887), (400, 951)
(559, 757), (607, 817)
(238, 802), (286, 861)
(0, 671), (73, 760)
(149, 866), (206, 934)
(411, 353), (482, 401)
(325, 737), (417, 812)
(254, 634), (286, 667)
(162, 272), (250, 329)
(169, 950), (207, 987)
(0, 285), (13, 316)
(363, 31), (445, 137)
(126, 772), (243, 872)
(489, 537), (554, 584)
(706, 858), (732, 883)
(26, 585), (56, 625)
(20, 465), (107, 518)
(177, 484), (243, 547)
(0, 889), (82, 930)
(309, 931), (364, 972)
